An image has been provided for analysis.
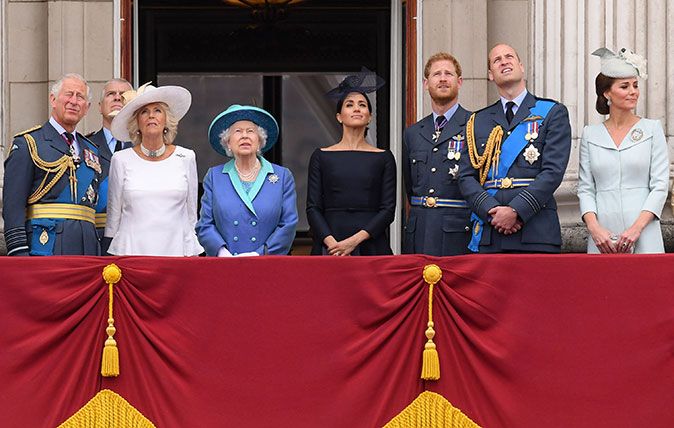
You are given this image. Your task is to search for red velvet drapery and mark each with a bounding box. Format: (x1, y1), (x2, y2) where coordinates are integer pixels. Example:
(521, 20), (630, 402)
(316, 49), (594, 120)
(1, 255), (673, 427)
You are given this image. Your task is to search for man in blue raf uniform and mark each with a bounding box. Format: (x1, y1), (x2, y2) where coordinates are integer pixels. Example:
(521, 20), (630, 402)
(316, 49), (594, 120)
(402, 52), (472, 255)
(87, 78), (133, 239)
(3, 73), (102, 256)
(458, 44), (571, 253)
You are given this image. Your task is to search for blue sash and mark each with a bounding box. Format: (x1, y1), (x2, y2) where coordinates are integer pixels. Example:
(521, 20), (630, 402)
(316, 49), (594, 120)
(468, 100), (555, 252)
(28, 146), (99, 255)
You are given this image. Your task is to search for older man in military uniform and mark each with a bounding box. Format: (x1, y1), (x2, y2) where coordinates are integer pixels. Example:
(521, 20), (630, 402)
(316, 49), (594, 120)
(3, 73), (102, 256)
(87, 78), (133, 238)
(458, 43), (571, 253)
(402, 52), (472, 255)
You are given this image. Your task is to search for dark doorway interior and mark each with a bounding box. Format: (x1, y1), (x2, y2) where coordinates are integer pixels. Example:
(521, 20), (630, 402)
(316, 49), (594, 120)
(138, 0), (392, 245)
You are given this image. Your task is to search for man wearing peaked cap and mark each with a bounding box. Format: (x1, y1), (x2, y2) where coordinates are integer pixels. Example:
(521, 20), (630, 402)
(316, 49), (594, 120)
(458, 43), (572, 253)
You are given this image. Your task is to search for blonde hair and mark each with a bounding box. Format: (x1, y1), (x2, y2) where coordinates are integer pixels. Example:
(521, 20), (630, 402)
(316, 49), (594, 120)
(126, 102), (179, 145)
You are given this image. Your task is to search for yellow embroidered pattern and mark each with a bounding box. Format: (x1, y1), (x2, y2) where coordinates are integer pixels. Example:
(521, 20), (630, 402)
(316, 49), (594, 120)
(465, 114), (504, 185)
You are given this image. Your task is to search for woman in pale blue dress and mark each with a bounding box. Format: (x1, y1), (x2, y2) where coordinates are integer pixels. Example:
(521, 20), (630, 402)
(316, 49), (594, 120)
(578, 48), (669, 254)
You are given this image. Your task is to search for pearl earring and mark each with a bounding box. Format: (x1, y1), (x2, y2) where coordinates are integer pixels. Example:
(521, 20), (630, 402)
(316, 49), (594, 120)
(607, 98), (612, 106)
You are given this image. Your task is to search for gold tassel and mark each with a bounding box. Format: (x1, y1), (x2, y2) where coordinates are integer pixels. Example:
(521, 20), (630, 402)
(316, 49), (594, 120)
(421, 264), (442, 381)
(101, 264), (122, 377)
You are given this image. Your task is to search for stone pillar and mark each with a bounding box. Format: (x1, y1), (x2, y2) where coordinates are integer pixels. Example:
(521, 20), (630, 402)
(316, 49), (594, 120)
(531, 0), (674, 251)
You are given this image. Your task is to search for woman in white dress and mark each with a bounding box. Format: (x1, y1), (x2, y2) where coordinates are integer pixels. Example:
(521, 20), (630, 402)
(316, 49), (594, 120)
(104, 83), (203, 256)
(578, 48), (669, 254)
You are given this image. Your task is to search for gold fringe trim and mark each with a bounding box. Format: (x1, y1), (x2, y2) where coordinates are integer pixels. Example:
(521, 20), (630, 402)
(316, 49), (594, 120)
(57, 389), (156, 428)
(101, 264), (122, 377)
(421, 265), (442, 381)
(383, 391), (482, 428)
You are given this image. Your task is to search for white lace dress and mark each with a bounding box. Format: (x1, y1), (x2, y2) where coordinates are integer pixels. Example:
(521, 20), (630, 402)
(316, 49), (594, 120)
(105, 145), (204, 256)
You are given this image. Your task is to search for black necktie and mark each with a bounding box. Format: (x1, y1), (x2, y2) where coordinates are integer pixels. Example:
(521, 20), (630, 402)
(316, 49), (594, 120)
(63, 132), (78, 159)
(505, 101), (515, 125)
(435, 115), (448, 131)
(114, 139), (122, 152)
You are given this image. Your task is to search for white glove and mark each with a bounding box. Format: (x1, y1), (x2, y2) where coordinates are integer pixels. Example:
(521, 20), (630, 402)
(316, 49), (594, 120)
(235, 251), (259, 257)
(217, 246), (233, 257)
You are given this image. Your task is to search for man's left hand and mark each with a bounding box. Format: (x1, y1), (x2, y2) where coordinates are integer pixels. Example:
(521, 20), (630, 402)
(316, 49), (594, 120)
(489, 206), (520, 234)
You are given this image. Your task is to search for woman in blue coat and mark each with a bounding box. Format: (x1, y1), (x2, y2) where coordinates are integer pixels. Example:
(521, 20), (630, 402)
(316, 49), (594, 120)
(196, 105), (298, 256)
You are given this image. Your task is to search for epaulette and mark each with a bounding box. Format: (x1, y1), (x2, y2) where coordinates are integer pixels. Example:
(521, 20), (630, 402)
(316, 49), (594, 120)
(534, 95), (560, 104)
(13, 125), (42, 138)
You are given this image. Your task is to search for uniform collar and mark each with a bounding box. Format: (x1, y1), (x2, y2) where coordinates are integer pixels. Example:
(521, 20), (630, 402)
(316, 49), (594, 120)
(499, 89), (528, 114)
(49, 116), (78, 143)
(222, 156), (274, 217)
(432, 103), (460, 124)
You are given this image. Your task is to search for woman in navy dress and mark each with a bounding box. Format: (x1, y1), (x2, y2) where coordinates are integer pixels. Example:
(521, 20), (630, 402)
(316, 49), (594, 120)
(306, 69), (396, 256)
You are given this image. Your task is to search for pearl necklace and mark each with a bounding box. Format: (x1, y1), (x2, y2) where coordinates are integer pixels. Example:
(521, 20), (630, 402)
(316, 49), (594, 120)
(140, 143), (166, 158)
(235, 159), (260, 181)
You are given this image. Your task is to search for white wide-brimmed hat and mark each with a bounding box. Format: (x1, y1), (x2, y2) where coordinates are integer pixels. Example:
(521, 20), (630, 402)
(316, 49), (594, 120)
(592, 48), (648, 79)
(110, 82), (192, 141)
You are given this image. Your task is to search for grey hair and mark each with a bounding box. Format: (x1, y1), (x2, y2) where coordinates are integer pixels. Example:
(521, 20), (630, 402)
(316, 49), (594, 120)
(126, 102), (179, 145)
(219, 124), (268, 157)
(50, 73), (92, 103)
(100, 78), (132, 100)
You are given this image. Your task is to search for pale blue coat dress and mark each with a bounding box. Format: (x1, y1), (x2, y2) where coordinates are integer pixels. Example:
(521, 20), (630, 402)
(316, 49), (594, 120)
(578, 118), (669, 253)
(196, 157), (298, 256)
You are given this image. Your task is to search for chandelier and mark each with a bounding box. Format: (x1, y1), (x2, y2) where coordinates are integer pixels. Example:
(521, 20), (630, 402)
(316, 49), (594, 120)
(223, 0), (306, 23)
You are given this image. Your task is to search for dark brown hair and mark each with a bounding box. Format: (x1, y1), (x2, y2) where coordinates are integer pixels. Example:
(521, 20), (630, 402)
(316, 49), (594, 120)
(595, 73), (615, 115)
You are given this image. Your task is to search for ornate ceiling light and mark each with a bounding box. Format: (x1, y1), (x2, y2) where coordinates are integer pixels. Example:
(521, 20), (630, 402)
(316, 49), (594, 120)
(223, 0), (306, 23)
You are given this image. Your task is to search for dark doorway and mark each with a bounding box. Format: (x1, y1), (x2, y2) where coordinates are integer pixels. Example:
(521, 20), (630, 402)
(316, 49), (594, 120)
(138, 0), (392, 246)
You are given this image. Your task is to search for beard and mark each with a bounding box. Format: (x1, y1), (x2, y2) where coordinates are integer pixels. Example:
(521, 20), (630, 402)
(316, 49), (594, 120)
(429, 85), (458, 105)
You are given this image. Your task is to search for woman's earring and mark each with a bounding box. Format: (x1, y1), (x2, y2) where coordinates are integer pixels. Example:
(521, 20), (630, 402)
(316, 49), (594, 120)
(607, 98), (612, 106)
(163, 128), (168, 134)
(136, 130), (141, 135)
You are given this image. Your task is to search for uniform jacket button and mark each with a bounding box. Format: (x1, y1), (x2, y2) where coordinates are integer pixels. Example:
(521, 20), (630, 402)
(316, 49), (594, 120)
(233, 236), (239, 242)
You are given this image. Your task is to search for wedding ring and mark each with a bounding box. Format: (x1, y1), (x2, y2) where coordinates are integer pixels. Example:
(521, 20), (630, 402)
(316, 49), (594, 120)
(622, 243), (628, 247)
(610, 234), (618, 241)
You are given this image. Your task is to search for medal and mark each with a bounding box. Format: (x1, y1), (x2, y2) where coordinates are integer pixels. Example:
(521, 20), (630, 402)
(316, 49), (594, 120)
(525, 122), (539, 142)
(448, 134), (464, 160)
(83, 149), (102, 174)
(523, 144), (540, 165)
(449, 164), (459, 179)
(39, 229), (49, 245)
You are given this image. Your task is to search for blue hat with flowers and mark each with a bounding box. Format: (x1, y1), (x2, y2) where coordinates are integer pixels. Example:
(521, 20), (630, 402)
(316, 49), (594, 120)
(208, 104), (279, 156)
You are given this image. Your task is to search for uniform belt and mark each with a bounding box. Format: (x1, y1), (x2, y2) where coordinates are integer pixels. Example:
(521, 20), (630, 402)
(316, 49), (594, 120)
(410, 196), (468, 208)
(95, 213), (107, 228)
(483, 178), (535, 190)
(27, 203), (96, 224)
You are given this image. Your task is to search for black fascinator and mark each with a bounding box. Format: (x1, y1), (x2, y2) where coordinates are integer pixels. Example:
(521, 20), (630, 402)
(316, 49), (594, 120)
(326, 67), (386, 99)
